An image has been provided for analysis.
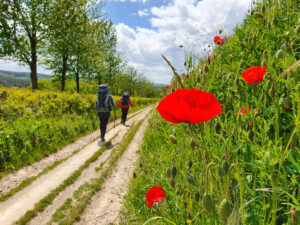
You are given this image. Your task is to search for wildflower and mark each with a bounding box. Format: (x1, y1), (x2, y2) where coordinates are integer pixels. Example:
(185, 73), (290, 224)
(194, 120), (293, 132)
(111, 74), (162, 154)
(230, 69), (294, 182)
(209, 56), (213, 62)
(156, 88), (222, 124)
(291, 207), (296, 217)
(173, 85), (176, 88)
(214, 36), (224, 45)
(184, 74), (187, 78)
(242, 66), (266, 84)
(146, 186), (166, 208)
(165, 85), (169, 89)
(187, 219), (192, 224)
(237, 105), (251, 117)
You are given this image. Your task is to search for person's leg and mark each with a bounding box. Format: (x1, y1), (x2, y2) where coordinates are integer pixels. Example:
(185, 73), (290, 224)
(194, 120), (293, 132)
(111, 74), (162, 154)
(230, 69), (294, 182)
(121, 108), (126, 124)
(98, 112), (105, 140)
(100, 112), (110, 141)
(123, 108), (129, 124)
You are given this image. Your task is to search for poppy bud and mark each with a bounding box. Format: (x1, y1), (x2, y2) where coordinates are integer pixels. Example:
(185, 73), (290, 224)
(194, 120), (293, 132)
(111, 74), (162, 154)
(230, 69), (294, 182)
(272, 16), (278, 25)
(214, 122), (221, 133)
(269, 82), (275, 96)
(170, 178), (175, 188)
(169, 135), (177, 144)
(296, 25), (300, 34)
(139, 161), (143, 168)
(222, 161), (230, 175)
(254, 12), (264, 19)
(218, 199), (232, 222)
(219, 29), (222, 34)
(276, 49), (284, 59)
(189, 139), (196, 150)
(187, 173), (195, 185)
(188, 160), (193, 168)
(235, 77), (239, 86)
(283, 97), (292, 110)
(204, 64), (209, 74)
(262, 4), (266, 13)
(202, 192), (214, 215)
(207, 56), (211, 65)
(264, 151), (270, 169)
(133, 172), (137, 178)
(196, 73), (201, 83)
(229, 55), (233, 62)
(267, 22), (271, 30)
(250, 10), (254, 16)
(195, 192), (200, 201)
(248, 130), (254, 141)
(171, 166), (177, 179)
(166, 167), (172, 177)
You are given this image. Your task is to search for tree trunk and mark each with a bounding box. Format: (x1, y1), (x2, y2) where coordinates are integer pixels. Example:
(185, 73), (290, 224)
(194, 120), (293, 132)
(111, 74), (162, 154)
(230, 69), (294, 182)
(61, 54), (68, 92)
(76, 57), (80, 93)
(30, 36), (38, 90)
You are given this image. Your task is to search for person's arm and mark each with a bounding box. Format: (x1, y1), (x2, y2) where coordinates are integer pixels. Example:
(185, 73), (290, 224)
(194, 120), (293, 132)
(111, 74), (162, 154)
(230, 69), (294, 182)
(110, 96), (116, 108)
(129, 98), (134, 106)
(118, 97), (122, 107)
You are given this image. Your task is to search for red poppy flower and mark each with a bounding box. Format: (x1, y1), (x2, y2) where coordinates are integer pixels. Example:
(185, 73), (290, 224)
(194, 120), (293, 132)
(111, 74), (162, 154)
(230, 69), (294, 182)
(173, 85), (176, 88)
(165, 85), (169, 89)
(156, 88), (222, 124)
(242, 66), (266, 84)
(237, 105), (251, 117)
(184, 74), (187, 78)
(214, 36), (224, 45)
(209, 56), (213, 62)
(146, 186), (166, 208)
(188, 75), (191, 78)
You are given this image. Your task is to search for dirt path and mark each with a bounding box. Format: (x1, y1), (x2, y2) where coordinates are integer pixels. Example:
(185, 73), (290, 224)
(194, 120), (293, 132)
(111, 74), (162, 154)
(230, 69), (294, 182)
(0, 108), (144, 195)
(75, 110), (151, 225)
(0, 106), (152, 225)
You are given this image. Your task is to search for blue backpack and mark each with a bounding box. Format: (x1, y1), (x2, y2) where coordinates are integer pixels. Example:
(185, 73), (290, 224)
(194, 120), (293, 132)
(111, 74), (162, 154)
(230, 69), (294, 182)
(96, 85), (110, 112)
(121, 93), (130, 106)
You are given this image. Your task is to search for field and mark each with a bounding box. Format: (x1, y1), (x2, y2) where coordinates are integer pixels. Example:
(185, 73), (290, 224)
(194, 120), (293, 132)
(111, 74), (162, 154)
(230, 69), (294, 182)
(0, 87), (157, 172)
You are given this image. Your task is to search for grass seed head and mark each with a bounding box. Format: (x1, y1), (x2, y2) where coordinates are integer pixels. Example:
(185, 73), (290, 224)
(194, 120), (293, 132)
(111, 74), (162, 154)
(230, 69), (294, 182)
(270, 171), (279, 186)
(169, 135), (178, 144)
(218, 199), (232, 222)
(189, 139), (196, 150)
(187, 173), (195, 185)
(202, 192), (215, 215)
(204, 64), (209, 74)
(222, 161), (230, 175)
(276, 49), (284, 59)
(166, 167), (172, 178)
(171, 166), (178, 179)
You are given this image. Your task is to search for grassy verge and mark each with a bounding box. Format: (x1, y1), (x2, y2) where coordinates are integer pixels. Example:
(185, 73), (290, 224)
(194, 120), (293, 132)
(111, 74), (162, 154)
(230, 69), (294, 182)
(48, 117), (147, 225)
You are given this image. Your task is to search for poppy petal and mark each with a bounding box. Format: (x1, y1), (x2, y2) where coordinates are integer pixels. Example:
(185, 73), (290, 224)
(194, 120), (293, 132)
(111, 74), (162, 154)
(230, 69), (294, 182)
(146, 186), (166, 208)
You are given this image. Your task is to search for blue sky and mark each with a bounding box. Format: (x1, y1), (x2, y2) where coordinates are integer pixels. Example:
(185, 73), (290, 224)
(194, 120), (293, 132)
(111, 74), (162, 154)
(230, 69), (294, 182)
(0, 0), (252, 84)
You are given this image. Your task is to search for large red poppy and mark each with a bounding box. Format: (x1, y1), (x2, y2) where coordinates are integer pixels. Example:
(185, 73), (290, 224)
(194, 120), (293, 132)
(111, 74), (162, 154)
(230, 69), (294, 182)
(146, 186), (166, 208)
(242, 66), (266, 84)
(214, 36), (224, 45)
(156, 88), (222, 124)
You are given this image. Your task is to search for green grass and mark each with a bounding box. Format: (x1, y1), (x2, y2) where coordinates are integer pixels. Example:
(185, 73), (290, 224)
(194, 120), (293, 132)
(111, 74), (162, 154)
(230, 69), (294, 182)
(120, 0), (299, 224)
(49, 117), (147, 225)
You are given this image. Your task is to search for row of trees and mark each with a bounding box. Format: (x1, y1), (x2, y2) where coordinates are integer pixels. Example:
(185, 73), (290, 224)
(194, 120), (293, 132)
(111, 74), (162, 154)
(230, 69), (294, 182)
(0, 0), (157, 96)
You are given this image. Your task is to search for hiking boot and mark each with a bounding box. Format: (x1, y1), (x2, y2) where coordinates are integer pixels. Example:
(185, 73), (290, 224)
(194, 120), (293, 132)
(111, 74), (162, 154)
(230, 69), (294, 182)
(101, 137), (105, 142)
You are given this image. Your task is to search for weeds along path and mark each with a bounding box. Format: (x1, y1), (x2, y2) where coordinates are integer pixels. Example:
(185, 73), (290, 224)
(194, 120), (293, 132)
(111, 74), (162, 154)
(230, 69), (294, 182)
(74, 110), (151, 225)
(0, 106), (153, 225)
(0, 107), (145, 196)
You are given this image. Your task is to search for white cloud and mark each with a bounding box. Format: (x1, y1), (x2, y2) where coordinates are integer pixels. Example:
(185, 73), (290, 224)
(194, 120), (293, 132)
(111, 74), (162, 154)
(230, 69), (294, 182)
(138, 9), (149, 17)
(116, 0), (252, 84)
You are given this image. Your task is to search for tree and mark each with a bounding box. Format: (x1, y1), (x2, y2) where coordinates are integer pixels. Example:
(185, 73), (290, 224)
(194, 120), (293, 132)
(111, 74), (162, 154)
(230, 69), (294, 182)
(0, 0), (51, 89)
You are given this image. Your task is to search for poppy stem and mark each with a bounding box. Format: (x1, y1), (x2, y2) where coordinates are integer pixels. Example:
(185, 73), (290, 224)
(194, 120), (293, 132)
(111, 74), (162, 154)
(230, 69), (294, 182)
(161, 55), (185, 89)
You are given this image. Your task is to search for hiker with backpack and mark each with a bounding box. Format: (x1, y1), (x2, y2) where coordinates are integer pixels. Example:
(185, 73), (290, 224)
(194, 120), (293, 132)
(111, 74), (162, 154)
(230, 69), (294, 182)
(118, 91), (134, 125)
(96, 84), (115, 142)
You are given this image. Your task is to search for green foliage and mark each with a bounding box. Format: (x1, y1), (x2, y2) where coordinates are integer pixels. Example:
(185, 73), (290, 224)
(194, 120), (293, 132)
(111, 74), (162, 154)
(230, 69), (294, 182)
(0, 87), (157, 172)
(122, 0), (299, 224)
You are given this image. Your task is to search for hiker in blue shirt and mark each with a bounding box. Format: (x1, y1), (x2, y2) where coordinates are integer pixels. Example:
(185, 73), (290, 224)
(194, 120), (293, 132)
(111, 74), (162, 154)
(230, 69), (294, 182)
(96, 85), (115, 142)
(118, 91), (134, 125)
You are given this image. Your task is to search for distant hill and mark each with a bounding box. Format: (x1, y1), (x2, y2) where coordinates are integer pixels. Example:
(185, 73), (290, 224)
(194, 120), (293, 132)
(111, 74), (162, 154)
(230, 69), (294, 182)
(0, 70), (50, 87)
